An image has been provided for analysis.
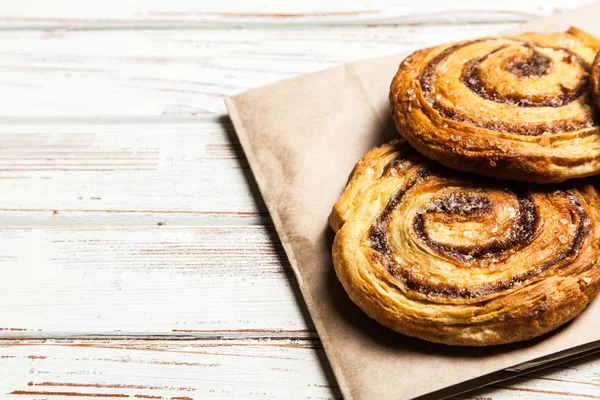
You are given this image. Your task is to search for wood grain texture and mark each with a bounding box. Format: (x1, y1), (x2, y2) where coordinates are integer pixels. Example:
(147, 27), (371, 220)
(0, 25), (520, 117)
(0, 339), (338, 399)
(0, 0), (592, 28)
(0, 119), (264, 223)
(0, 225), (314, 337)
(0, 339), (599, 400)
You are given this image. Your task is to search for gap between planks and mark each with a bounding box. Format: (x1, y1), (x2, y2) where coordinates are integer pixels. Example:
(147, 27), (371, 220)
(0, 115), (225, 125)
(0, 16), (533, 31)
(0, 330), (319, 342)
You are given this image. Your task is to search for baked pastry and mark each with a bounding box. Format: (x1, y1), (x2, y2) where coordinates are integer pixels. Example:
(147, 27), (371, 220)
(390, 27), (600, 184)
(330, 139), (600, 346)
(592, 51), (600, 110)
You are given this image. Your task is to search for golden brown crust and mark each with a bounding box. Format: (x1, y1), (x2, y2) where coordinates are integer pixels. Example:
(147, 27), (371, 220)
(390, 27), (600, 183)
(331, 140), (600, 346)
(592, 51), (600, 111)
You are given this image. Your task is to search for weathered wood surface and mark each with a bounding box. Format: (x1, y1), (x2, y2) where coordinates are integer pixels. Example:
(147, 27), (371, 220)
(0, 120), (263, 222)
(1, 1), (599, 398)
(0, 0), (593, 28)
(0, 340), (599, 399)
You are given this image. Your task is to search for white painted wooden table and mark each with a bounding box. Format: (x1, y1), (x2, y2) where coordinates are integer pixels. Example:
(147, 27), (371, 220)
(0, 1), (599, 399)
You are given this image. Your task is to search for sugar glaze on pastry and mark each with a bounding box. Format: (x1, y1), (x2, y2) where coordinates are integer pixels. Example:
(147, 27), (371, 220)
(330, 140), (600, 346)
(390, 27), (600, 183)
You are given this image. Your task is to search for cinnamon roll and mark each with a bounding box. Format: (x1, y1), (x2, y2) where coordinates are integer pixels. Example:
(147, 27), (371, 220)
(330, 140), (600, 346)
(390, 27), (600, 183)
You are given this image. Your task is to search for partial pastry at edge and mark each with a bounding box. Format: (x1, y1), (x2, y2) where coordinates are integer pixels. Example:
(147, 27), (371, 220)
(330, 139), (600, 346)
(592, 51), (600, 110)
(390, 27), (600, 184)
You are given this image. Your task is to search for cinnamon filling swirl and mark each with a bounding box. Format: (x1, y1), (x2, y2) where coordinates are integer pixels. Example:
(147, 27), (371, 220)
(367, 162), (590, 299)
(417, 39), (594, 135)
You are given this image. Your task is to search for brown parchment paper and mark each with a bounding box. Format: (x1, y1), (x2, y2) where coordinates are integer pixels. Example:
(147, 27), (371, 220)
(225, 3), (600, 399)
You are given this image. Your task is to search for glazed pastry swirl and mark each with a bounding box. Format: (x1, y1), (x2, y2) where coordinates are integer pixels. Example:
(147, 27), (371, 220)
(330, 140), (600, 346)
(390, 27), (600, 183)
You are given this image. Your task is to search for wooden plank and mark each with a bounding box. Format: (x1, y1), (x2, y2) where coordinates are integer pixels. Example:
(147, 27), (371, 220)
(0, 24), (515, 117)
(0, 226), (313, 337)
(0, 0), (591, 28)
(0, 339), (339, 399)
(0, 339), (599, 400)
(0, 119), (267, 223)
